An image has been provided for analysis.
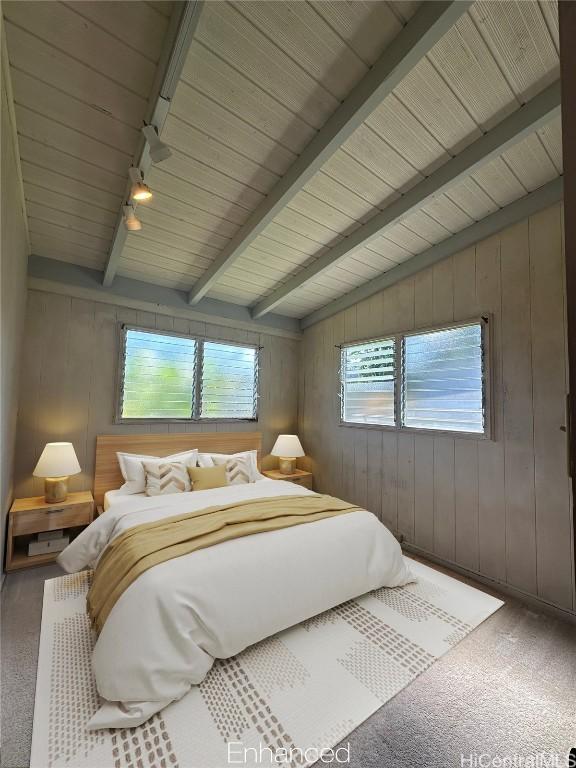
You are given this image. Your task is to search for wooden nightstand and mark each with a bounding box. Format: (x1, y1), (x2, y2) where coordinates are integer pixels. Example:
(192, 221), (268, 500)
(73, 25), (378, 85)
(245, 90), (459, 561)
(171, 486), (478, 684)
(262, 469), (313, 490)
(6, 491), (94, 571)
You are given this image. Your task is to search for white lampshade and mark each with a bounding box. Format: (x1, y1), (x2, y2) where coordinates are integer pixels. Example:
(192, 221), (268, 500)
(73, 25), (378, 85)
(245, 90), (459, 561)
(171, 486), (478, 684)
(33, 442), (81, 478)
(271, 434), (305, 458)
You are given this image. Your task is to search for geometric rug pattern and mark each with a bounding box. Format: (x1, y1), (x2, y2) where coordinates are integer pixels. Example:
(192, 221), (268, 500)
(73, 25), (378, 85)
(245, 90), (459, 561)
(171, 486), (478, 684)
(30, 558), (502, 768)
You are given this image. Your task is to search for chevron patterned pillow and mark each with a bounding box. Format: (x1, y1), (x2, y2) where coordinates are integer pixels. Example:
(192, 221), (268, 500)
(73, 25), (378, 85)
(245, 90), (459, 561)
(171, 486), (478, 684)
(212, 455), (252, 485)
(142, 460), (192, 496)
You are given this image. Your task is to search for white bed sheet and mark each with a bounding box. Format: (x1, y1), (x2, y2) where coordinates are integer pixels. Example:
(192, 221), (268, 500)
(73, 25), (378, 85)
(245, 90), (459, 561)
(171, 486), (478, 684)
(103, 489), (142, 511)
(59, 479), (414, 729)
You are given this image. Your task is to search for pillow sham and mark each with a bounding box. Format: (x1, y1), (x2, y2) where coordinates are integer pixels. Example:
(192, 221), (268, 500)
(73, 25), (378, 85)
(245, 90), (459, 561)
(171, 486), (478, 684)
(142, 460), (192, 496)
(117, 449), (198, 494)
(187, 465), (228, 491)
(197, 450), (261, 482)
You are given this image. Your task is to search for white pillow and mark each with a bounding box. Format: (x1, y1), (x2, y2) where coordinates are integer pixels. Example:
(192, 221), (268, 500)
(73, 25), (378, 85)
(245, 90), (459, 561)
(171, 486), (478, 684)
(197, 450), (262, 482)
(117, 449), (198, 494)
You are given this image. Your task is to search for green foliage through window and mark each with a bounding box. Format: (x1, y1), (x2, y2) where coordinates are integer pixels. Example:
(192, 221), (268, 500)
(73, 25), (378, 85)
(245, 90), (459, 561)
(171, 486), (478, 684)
(119, 327), (258, 421)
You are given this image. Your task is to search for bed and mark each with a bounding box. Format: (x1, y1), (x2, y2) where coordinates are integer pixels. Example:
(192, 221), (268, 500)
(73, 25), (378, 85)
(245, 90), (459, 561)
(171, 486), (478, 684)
(58, 432), (413, 729)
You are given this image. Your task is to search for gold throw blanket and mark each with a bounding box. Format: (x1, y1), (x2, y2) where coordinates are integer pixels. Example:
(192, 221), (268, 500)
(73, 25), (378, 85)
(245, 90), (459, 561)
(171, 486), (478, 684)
(87, 493), (361, 633)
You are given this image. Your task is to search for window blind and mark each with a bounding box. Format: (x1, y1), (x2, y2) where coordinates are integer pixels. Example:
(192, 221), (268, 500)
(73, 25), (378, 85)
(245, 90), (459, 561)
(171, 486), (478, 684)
(341, 338), (396, 426)
(402, 323), (484, 433)
(200, 342), (258, 419)
(121, 329), (197, 419)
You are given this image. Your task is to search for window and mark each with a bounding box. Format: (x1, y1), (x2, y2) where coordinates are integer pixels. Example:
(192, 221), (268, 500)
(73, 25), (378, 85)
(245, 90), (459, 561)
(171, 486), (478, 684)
(403, 324), (484, 433)
(340, 319), (489, 436)
(118, 326), (259, 422)
(341, 338), (396, 426)
(201, 342), (258, 420)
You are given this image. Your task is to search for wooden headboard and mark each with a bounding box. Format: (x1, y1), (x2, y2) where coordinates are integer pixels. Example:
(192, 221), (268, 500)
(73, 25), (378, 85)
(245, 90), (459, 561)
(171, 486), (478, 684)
(94, 432), (262, 505)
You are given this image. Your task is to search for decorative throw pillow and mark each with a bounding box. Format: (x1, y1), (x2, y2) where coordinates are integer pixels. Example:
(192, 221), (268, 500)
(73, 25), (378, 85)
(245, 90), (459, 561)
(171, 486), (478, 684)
(117, 449), (198, 494)
(187, 465), (228, 491)
(142, 460), (192, 497)
(197, 450), (261, 482)
(212, 454), (252, 485)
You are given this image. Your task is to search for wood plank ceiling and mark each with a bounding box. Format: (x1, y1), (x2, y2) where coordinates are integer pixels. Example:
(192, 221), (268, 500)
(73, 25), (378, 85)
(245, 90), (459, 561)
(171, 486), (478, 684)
(4, 0), (562, 322)
(2, 0), (174, 268)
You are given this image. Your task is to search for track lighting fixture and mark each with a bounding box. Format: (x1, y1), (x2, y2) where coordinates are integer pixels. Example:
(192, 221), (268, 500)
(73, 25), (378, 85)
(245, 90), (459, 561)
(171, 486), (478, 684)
(142, 124), (172, 164)
(128, 166), (152, 202)
(123, 204), (142, 232)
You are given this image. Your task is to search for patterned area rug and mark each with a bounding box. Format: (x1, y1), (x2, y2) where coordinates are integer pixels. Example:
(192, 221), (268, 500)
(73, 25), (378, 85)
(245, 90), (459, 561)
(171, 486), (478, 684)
(30, 559), (502, 768)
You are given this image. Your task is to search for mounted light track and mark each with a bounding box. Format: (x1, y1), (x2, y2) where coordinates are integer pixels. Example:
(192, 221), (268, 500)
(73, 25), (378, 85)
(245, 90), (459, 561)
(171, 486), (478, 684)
(102, 1), (204, 288)
(142, 124), (172, 164)
(123, 205), (142, 232)
(128, 167), (152, 202)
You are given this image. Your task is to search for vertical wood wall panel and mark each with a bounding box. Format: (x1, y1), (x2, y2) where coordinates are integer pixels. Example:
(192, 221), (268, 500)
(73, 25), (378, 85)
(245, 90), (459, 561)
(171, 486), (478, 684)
(476, 235), (507, 582)
(299, 202), (574, 613)
(529, 205), (573, 608)
(559, 0), (576, 625)
(413, 267), (436, 553)
(367, 429), (383, 524)
(454, 440), (479, 571)
(432, 258), (456, 562)
(14, 291), (299, 497)
(500, 220), (537, 596)
(395, 279), (416, 544)
(397, 434), (415, 541)
(1, 63), (30, 574)
(414, 435), (435, 551)
(330, 313), (346, 501)
(433, 437), (456, 561)
(453, 246), (480, 571)
(414, 269), (433, 329)
(14, 292), (46, 499)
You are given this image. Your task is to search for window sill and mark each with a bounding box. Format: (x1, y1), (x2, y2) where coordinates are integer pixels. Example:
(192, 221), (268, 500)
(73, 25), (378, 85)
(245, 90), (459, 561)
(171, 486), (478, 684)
(339, 421), (491, 440)
(114, 417), (259, 425)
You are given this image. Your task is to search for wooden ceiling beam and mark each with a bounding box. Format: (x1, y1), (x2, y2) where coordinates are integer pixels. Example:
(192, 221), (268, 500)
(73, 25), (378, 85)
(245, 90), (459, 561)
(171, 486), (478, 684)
(186, 0), (473, 306)
(299, 177), (563, 329)
(253, 81), (561, 319)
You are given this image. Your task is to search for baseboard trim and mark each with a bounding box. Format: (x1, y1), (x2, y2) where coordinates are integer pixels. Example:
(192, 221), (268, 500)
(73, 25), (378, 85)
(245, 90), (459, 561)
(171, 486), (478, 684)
(402, 542), (576, 626)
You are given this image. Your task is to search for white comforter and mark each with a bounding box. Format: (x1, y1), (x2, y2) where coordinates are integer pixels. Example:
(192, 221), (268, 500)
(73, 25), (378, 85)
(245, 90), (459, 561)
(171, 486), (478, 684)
(58, 480), (413, 729)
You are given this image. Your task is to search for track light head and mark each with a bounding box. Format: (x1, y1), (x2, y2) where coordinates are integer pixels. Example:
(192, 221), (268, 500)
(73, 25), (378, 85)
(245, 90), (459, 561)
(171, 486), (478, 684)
(132, 182), (152, 202)
(123, 204), (142, 232)
(128, 167), (152, 202)
(142, 124), (172, 164)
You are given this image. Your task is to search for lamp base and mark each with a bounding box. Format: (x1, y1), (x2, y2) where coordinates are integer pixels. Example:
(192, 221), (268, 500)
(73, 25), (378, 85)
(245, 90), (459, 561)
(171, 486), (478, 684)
(44, 476), (69, 504)
(278, 457), (296, 475)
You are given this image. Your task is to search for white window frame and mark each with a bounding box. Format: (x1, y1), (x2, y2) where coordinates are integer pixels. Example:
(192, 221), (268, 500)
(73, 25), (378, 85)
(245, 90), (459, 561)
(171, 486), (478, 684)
(339, 316), (492, 439)
(115, 324), (260, 424)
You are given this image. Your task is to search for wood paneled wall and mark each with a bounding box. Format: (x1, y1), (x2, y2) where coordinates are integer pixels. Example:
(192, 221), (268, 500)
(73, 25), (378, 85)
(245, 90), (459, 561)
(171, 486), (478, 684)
(14, 290), (299, 499)
(1, 58), (29, 577)
(299, 203), (575, 615)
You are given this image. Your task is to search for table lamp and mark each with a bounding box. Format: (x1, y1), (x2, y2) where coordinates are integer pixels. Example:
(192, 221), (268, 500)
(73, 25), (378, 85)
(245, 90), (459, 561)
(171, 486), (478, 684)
(271, 434), (305, 475)
(33, 442), (81, 503)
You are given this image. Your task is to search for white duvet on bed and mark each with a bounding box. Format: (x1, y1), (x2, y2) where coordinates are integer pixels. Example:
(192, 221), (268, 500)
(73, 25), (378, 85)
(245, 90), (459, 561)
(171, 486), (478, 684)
(58, 479), (413, 729)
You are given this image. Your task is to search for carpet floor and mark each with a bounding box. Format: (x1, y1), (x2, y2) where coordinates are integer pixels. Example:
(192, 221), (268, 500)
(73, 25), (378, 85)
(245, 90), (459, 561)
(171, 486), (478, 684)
(1, 560), (574, 768)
